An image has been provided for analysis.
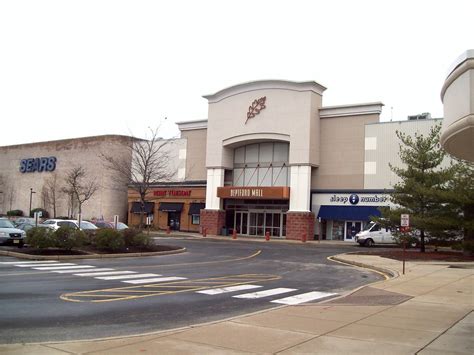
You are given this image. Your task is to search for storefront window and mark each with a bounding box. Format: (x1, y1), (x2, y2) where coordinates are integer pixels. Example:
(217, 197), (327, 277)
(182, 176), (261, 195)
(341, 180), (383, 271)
(331, 221), (345, 241)
(192, 215), (200, 225)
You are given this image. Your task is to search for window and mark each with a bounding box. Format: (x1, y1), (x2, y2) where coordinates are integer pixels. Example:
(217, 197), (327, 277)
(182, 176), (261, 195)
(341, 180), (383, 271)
(192, 215), (200, 225)
(233, 142), (290, 187)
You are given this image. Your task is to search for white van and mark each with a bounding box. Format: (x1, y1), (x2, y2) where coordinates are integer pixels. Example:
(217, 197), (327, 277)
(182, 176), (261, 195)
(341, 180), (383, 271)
(355, 221), (395, 247)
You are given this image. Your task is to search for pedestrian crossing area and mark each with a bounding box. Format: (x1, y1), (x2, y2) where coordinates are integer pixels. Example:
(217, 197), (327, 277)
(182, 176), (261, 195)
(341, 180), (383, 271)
(1, 260), (337, 305)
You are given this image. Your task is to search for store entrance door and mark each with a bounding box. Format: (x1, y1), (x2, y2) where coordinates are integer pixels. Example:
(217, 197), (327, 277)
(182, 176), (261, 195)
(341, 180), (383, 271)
(168, 212), (181, 231)
(345, 221), (362, 241)
(234, 211), (248, 235)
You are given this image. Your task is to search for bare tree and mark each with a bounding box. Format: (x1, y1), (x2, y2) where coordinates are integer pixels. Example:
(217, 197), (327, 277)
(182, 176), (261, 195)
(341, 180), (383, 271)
(101, 126), (175, 228)
(44, 173), (60, 218)
(62, 166), (99, 224)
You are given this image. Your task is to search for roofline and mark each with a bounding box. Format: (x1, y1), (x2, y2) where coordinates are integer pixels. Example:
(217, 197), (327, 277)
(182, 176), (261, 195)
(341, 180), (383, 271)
(203, 79), (327, 103)
(176, 119), (208, 131)
(0, 134), (141, 149)
(319, 102), (384, 118)
(365, 118), (443, 126)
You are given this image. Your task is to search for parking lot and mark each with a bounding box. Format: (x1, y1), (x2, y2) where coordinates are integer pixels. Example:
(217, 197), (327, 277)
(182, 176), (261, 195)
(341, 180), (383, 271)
(0, 237), (382, 343)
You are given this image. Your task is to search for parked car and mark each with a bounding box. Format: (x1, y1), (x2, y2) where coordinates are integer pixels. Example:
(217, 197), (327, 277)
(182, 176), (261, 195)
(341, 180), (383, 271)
(12, 217), (36, 227)
(355, 221), (395, 247)
(94, 221), (129, 230)
(0, 218), (26, 247)
(41, 219), (98, 231)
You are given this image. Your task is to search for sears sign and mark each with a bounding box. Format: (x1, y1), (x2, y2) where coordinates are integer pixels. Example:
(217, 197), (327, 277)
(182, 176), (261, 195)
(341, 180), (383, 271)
(20, 157), (57, 173)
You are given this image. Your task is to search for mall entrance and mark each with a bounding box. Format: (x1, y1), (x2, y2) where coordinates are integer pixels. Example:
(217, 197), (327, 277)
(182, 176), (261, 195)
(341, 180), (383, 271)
(224, 199), (289, 238)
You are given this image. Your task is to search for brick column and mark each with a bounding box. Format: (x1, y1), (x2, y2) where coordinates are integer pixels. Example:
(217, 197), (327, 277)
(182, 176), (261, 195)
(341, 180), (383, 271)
(286, 211), (315, 241)
(200, 209), (226, 236)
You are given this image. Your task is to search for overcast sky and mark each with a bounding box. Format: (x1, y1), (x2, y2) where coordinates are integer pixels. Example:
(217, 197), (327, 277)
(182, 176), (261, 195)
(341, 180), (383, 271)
(1, 0), (473, 146)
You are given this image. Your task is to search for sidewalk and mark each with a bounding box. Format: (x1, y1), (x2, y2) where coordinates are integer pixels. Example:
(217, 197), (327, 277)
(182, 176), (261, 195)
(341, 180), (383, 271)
(2, 253), (472, 354)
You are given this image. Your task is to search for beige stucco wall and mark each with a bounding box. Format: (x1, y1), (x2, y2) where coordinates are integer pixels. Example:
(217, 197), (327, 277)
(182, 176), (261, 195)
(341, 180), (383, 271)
(181, 129), (207, 180)
(311, 113), (379, 189)
(204, 81), (325, 169)
(0, 135), (133, 221)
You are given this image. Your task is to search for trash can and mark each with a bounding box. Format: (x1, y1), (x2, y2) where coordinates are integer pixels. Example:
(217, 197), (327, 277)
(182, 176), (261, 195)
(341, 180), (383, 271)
(221, 227), (228, 236)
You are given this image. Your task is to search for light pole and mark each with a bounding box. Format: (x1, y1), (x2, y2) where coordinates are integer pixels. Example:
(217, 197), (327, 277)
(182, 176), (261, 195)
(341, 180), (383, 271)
(29, 188), (36, 217)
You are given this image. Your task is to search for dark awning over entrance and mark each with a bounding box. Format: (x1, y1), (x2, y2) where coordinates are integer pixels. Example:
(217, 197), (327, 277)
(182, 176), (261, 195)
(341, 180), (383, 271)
(130, 202), (155, 214)
(317, 206), (381, 221)
(158, 202), (184, 212)
(188, 203), (205, 215)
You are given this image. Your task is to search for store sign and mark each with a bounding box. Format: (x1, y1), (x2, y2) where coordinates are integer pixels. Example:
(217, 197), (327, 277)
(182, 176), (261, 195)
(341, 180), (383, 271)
(20, 156), (57, 173)
(217, 186), (290, 200)
(329, 194), (388, 205)
(153, 190), (191, 197)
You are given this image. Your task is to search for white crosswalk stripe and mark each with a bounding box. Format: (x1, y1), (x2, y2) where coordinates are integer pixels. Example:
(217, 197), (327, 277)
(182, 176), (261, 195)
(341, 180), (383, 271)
(74, 271), (137, 277)
(52, 268), (115, 274)
(271, 291), (337, 305)
(94, 273), (161, 280)
(0, 261), (59, 264)
(16, 263), (76, 268)
(122, 276), (187, 284)
(33, 265), (94, 271)
(233, 288), (296, 299)
(197, 284), (262, 295)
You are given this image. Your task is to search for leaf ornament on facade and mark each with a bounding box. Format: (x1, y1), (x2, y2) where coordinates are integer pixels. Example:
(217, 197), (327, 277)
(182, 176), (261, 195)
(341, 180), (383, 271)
(246, 96), (267, 124)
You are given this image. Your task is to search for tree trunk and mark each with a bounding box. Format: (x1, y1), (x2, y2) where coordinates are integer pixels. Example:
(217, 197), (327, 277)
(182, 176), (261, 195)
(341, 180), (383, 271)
(420, 230), (426, 253)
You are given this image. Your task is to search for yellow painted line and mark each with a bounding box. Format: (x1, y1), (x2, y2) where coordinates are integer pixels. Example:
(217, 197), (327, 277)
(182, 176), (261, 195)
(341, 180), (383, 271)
(129, 250), (262, 270)
(327, 256), (390, 280)
(61, 273), (281, 303)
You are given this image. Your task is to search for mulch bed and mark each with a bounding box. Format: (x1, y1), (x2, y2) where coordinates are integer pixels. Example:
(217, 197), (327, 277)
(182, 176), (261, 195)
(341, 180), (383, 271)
(0, 244), (179, 256)
(355, 249), (474, 262)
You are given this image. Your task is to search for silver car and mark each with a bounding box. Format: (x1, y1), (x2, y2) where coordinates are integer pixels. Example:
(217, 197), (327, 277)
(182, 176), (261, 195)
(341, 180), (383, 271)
(41, 219), (98, 231)
(0, 218), (26, 247)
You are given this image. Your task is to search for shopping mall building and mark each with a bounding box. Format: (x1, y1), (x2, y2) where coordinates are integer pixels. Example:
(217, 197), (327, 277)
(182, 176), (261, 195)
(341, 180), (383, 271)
(1, 79), (449, 240)
(128, 80), (448, 241)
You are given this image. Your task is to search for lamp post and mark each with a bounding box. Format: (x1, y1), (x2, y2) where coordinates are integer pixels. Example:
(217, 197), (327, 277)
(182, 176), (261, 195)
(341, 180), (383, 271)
(29, 188), (36, 217)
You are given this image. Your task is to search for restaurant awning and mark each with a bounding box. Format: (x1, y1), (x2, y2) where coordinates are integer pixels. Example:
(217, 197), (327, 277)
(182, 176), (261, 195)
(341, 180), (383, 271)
(158, 202), (184, 212)
(130, 202), (155, 214)
(188, 203), (205, 215)
(317, 206), (381, 221)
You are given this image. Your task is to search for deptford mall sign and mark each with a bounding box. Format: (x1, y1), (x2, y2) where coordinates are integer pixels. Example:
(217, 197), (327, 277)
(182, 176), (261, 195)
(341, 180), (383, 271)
(217, 187), (290, 200)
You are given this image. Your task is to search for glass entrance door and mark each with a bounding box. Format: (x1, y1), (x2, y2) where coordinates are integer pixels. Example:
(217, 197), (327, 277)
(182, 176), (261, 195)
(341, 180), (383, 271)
(234, 211), (248, 235)
(345, 221), (362, 241)
(235, 210), (285, 238)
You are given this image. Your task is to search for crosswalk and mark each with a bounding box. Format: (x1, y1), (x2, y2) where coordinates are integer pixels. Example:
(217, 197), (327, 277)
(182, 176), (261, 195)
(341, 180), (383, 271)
(0, 260), (337, 305)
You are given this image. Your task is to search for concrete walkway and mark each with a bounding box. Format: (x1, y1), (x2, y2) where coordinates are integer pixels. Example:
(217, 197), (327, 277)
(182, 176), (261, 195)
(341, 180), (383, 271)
(1, 253), (472, 354)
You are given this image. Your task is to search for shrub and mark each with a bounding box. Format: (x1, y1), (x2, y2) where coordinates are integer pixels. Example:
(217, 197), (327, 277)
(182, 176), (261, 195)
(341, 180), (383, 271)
(7, 210), (24, 217)
(94, 229), (125, 251)
(30, 208), (50, 219)
(122, 228), (141, 247)
(53, 227), (86, 250)
(462, 240), (474, 256)
(129, 233), (152, 248)
(26, 227), (55, 249)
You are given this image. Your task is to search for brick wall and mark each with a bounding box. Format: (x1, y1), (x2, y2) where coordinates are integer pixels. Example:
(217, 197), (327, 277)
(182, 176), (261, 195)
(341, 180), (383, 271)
(200, 209), (226, 235)
(286, 212), (315, 240)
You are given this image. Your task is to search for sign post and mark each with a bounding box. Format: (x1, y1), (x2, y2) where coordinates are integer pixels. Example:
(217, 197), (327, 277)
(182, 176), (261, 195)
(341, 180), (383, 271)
(400, 214), (410, 275)
(34, 211), (42, 227)
(113, 215), (119, 229)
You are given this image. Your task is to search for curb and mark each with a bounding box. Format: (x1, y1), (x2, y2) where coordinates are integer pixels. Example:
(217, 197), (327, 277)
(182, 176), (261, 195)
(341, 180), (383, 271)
(329, 254), (399, 278)
(0, 247), (186, 260)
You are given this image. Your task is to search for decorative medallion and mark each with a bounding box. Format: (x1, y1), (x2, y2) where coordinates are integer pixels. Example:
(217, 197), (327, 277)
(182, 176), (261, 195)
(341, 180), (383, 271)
(246, 96), (266, 124)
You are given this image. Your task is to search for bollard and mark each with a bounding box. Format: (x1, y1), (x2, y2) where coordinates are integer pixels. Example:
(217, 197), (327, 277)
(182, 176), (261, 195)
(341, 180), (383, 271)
(302, 233), (307, 243)
(232, 229), (237, 239)
(265, 231), (270, 241)
(202, 228), (207, 237)
(166, 226), (171, 234)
